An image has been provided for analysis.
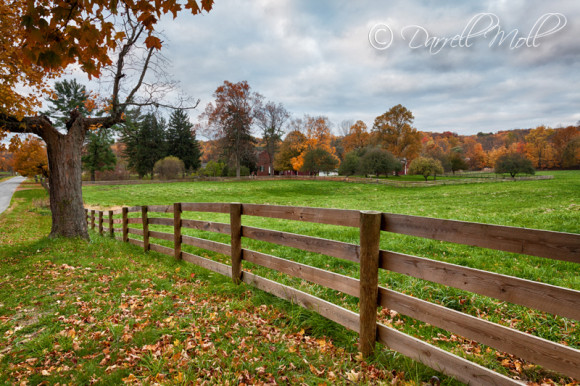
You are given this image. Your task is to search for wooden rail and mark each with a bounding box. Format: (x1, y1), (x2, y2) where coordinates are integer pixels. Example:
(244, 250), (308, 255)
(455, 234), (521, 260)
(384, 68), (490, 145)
(84, 202), (580, 383)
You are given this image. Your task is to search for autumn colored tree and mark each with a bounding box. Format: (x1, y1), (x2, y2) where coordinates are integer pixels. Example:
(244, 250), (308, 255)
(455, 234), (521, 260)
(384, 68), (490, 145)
(0, 0), (214, 239)
(408, 157), (444, 181)
(8, 136), (49, 178)
(274, 130), (307, 172)
(525, 126), (555, 169)
(290, 116), (339, 171)
(342, 120), (370, 153)
(552, 126), (580, 168)
(201, 81), (260, 178)
(372, 104), (422, 162)
(254, 101), (290, 176)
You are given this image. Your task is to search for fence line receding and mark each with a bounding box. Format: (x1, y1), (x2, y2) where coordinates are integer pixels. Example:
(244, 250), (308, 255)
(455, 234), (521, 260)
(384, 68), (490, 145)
(84, 202), (580, 385)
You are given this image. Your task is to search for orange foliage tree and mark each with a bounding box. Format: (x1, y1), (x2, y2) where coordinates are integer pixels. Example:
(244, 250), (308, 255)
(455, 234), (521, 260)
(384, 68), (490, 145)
(0, 0), (214, 239)
(342, 120), (370, 153)
(525, 126), (555, 169)
(274, 130), (307, 172)
(290, 116), (339, 172)
(8, 135), (48, 177)
(372, 104), (421, 162)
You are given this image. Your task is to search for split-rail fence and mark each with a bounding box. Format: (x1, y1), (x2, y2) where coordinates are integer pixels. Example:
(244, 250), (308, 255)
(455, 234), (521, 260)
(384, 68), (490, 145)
(85, 203), (580, 385)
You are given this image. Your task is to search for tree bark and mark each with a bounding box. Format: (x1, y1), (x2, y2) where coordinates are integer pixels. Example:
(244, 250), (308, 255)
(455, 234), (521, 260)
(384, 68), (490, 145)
(44, 120), (89, 239)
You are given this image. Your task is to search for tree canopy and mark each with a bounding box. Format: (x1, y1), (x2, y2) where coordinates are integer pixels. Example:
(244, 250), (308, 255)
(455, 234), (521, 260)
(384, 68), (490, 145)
(495, 153), (535, 178)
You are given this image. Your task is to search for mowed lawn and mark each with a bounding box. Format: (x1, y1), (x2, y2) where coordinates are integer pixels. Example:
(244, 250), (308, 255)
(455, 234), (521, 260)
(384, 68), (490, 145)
(0, 173), (577, 384)
(81, 171), (579, 383)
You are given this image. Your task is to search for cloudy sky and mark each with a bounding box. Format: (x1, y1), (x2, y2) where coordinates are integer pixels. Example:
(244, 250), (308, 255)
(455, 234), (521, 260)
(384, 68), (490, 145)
(151, 0), (579, 135)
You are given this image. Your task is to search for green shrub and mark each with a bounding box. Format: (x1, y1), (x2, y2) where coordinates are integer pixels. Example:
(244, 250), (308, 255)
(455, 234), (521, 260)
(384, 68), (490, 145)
(153, 156), (185, 180)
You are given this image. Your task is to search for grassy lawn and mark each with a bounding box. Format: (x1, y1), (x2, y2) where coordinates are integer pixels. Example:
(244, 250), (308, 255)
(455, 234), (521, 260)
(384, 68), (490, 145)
(0, 189), (414, 385)
(1, 172), (578, 384)
(81, 171), (579, 383)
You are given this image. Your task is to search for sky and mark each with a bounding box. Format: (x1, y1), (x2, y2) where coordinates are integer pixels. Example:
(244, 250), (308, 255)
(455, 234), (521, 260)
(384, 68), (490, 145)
(109, 0), (580, 135)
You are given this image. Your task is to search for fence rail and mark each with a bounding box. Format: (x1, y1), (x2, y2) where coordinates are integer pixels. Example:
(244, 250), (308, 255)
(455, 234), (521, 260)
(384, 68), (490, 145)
(84, 202), (580, 384)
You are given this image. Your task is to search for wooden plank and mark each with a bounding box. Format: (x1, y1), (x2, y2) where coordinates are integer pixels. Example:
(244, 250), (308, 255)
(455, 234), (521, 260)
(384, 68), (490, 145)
(382, 213), (580, 263)
(243, 249), (359, 297)
(149, 243), (174, 256)
(359, 211), (382, 356)
(98, 211), (103, 235)
(148, 217), (173, 226)
(148, 205), (173, 213)
(242, 204), (359, 228)
(113, 228), (122, 233)
(111, 209), (123, 215)
(142, 206), (149, 252)
(181, 219), (230, 234)
(128, 238), (144, 248)
(127, 218), (143, 224)
(108, 210), (114, 237)
(380, 250), (580, 321)
(182, 235), (231, 255)
(378, 287), (580, 379)
(182, 252), (232, 277)
(231, 203), (242, 284)
(241, 226), (360, 263)
(376, 324), (521, 385)
(122, 207), (128, 242)
(242, 271), (360, 333)
(149, 230), (173, 241)
(174, 203), (182, 260)
(127, 227), (144, 236)
(126, 205), (142, 213)
(112, 218), (123, 224)
(181, 202), (229, 213)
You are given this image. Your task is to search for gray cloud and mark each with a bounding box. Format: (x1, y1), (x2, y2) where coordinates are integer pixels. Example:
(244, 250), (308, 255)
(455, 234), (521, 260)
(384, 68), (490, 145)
(155, 0), (579, 134)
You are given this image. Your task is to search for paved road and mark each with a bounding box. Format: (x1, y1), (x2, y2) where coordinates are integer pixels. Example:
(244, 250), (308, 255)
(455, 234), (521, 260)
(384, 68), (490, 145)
(0, 176), (26, 215)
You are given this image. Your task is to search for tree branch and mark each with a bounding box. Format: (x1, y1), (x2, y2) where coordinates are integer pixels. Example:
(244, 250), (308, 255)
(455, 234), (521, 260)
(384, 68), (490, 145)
(0, 113), (59, 139)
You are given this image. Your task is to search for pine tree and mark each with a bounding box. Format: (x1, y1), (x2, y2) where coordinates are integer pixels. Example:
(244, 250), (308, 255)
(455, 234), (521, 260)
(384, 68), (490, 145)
(82, 129), (116, 181)
(43, 79), (90, 130)
(120, 111), (167, 178)
(166, 109), (201, 172)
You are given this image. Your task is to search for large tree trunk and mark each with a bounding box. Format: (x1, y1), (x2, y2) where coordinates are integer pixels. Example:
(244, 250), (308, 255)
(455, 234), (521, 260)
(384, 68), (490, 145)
(44, 122), (89, 239)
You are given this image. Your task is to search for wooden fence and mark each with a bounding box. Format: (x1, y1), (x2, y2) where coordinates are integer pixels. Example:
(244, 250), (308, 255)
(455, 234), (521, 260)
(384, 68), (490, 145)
(84, 203), (580, 385)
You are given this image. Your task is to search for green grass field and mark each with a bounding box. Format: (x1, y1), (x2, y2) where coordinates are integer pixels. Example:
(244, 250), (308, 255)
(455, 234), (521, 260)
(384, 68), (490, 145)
(1, 172), (578, 384)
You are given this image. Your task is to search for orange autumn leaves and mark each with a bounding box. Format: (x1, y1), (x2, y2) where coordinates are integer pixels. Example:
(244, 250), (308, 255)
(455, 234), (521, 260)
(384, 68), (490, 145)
(288, 116), (340, 172)
(7, 135), (48, 177)
(1, 0), (214, 118)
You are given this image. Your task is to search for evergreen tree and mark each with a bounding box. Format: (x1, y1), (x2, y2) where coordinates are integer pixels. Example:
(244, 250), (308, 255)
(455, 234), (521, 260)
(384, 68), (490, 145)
(120, 111), (167, 178)
(166, 109), (201, 172)
(82, 128), (116, 181)
(43, 79), (90, 130)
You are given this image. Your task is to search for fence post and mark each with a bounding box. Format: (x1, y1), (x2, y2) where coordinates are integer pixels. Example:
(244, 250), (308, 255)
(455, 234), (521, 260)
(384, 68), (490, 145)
(122, 207), (128, 242)
(108, 210), (114, 237)
(90, 210), (95, 229)
(359, 210), (382, 357)
(230, 203), (242, 284)
(142, 205), (149, 252)
(98, 211), (103, 235)
(174, 203), (182, 260)
(85, 209), (88, 225)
